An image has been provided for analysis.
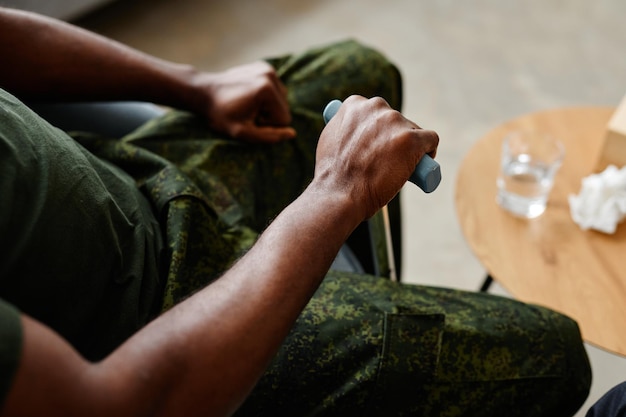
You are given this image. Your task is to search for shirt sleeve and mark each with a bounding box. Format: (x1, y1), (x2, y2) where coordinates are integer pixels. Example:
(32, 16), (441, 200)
(0, 298), (22, 409)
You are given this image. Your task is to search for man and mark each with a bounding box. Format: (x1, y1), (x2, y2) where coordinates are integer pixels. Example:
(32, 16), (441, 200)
(0, 6), (591, 417)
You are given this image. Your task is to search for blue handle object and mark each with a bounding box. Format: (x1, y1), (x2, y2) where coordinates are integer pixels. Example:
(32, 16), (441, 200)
(323, 99), (441, 193)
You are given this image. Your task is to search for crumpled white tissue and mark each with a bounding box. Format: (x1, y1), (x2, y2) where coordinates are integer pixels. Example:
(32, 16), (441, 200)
(569, 165), (626, 234)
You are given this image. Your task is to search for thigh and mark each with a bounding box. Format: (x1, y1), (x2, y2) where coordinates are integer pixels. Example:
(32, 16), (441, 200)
(270, 39), (403, 116)
(121, 40), (403, 233)
(71, 40), (404, 310)
(235, 272), (591, 417)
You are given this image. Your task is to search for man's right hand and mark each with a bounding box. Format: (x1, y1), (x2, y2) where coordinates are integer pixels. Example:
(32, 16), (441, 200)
(313, 95), (439, 221)
(190, 61), (297, 144)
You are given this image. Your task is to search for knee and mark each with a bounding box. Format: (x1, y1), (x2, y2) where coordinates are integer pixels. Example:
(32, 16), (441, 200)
(313, 39), (404, 110)
(335, 39), (404, 109)
(544, 310), (592, 415)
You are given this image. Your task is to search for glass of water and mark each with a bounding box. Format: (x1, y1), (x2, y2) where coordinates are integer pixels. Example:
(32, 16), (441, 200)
(496, 130), (564, 218)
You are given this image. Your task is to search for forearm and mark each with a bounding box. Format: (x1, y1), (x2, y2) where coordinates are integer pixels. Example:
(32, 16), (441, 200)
(107, 185), (358, 416)
(2, 96), (437, 417)
(3, 184), (359, 417)
(0, 7), (203, 110)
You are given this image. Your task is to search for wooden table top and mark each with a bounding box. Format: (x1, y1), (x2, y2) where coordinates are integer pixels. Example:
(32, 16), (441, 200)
(455, 106), (626, 356)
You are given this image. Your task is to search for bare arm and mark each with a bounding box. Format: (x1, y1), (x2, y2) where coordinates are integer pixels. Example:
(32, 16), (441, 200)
(0, 7), (295, 142)
(5, 184), (356, 417)
(0, 96), (439, 417)
(0, 8), (197, 107)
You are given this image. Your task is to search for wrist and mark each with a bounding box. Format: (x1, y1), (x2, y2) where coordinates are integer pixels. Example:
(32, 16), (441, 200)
(153, 61), (210, 114)
(302, 179), (364, 241)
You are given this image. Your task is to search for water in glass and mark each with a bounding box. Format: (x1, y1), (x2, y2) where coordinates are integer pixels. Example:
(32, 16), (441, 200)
(497, 154), (554, 218)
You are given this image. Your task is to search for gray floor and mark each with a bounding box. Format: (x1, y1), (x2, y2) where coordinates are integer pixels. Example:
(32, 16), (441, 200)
(69, 0), (626, 414)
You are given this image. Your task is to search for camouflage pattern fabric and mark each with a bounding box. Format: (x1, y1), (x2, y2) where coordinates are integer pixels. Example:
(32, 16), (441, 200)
(76, 40), (590, 416)
(236, 272), (590, 417)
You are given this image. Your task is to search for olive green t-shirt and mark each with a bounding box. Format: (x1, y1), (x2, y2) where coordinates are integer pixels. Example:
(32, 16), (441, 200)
(0, 88), (164, 404)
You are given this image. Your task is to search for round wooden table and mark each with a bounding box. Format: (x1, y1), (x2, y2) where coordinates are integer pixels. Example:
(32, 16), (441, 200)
(455, 106), (626, 356)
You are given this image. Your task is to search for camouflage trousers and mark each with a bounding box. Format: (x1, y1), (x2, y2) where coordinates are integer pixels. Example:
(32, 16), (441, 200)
(78, 40), (590, 416)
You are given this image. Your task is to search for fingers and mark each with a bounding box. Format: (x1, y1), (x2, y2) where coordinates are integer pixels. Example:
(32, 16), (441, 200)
(255, 62), (292, 127)
(315, 95), (440, 218)
(204, 61), (295, 143)
(247, 126), (297, 144)
(339, 95), (439, 178)
(231, 122), (296, 144)
(239, 62), (293, 142)
(414, 128), (439, 160)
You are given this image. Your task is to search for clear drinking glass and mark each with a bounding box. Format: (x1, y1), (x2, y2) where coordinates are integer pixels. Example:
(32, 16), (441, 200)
(496, 130), (564, 218)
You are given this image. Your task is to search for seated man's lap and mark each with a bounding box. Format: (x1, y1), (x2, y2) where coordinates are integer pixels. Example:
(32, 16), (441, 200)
(118, 41), (590, 415)
(57, 40), (590, 415)
(113, 39), (404, 236)
(235, 272), (591, 417)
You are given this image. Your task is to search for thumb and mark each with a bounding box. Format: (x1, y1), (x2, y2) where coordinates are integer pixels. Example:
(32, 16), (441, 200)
(237, 124), (297, 144)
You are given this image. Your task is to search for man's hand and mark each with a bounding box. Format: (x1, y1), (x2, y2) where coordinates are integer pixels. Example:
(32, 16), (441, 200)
(0, 7), (294, 145)
(192, 61), (297, 144)
(313, 95), (439, 220)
